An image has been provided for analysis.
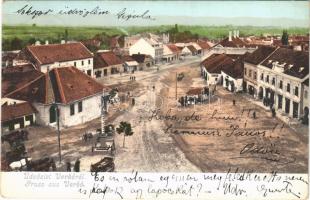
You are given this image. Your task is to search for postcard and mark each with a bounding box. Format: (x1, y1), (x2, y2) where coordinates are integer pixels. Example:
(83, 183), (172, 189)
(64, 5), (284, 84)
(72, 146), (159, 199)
(1, 0), (309, 199)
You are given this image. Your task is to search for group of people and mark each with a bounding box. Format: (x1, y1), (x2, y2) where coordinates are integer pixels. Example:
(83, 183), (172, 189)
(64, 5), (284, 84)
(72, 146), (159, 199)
(66, 159), (80, 172)
(130, 76), (136, 81)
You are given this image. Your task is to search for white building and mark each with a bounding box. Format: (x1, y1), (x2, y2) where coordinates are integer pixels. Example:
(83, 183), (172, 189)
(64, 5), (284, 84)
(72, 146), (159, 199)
(129, 38), (164, 63)
(24, 42), (94, 76)
(221, 58), (244, 92)
(258, 48), (309, 119)
(5, 67), (109, 129)
(200, 54), (235, 85)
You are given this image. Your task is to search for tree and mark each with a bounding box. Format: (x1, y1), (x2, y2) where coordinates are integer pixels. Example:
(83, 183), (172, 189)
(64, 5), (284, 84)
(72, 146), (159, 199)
(281, 30), (289, 45)
(64, 29), (69, 41)
(11, 37), (23, 50)
(116, 121), (134, 147)
(28, 37), (36, 45)
(174, 24), (179, 33)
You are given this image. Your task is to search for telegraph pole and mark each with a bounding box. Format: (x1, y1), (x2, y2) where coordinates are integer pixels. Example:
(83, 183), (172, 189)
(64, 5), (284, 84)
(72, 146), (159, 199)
(55, 104), (61, 163)
(101, 89), (106, 137)
(175, 72), (178, 100)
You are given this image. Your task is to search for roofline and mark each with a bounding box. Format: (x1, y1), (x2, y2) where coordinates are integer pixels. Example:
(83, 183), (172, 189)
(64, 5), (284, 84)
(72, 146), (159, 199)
(54, 68), (67, 104)
(4, 74), (45, 97)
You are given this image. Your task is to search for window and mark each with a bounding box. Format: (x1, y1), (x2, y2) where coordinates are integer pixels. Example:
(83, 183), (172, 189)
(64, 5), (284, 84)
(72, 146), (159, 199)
(295, 86), (299, 96)
(249, 70), (252, 77)
(279, 80), (283, 89)
(260, 73), (264, 81)
(266, 75), (269, 83)
(272, 77), (275, 85)
(287, 83), (290, 93)
(78, 101), (83, 112)
(88, 59), (91, 65)
(254, 72), (257, 80)
(244, 68), (247, 76)
(81, 61), (84, 66)
(70, 104), (75, 116)
(74, 62), (76, 67)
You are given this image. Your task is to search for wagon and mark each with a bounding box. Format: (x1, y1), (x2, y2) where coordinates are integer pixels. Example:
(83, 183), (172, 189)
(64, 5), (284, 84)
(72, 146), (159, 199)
(90, 157), (115, 172)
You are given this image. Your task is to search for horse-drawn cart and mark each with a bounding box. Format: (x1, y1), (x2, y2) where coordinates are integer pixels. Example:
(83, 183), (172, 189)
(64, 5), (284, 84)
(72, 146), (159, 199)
(90, 157), (115, 172)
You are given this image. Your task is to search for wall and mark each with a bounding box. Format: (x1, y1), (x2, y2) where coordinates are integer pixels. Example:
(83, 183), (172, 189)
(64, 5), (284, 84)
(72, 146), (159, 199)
(129, 39), (155, 58)
(34, 94), (102, 129)
(40, 58), (94, 77)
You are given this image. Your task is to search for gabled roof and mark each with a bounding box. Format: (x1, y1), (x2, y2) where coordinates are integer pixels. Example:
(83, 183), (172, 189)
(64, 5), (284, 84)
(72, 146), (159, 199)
(244, 46), (277, 65)
(187, 45), (197, 53)
(261, 48), (309, 79)
(197, 41), (211, 50)
(2, 67), (44, 96)
(2, 102), (37, 122)
(5, 67), (108, 104)
(94, 51), (123, 69)
(131, 54), (153, 63)
(222, 56), (246, 79)
(167, 44), (181, 53)
(218, 37), (248, 48)
(26, 42), (93, 65)
(201, 54), (234, 74)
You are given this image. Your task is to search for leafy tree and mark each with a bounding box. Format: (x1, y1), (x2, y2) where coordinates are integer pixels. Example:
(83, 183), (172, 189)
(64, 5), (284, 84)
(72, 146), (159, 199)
(28, 37), (36, 45)
(11, 37), (23, 50)
(174, 24), (179, 33)
(281, 30), (289, 45)
(64, 29), (69, 41)
(116, 121), (134, 147)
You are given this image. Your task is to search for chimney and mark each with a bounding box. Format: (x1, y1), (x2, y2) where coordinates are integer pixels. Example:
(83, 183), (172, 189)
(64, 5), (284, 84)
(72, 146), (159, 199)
(35, 41), (41, 46)
(229, 31), (232, 41)
(61, 40), (66, 44)
(236, 30), (239, 38)
(233, 30), (236, 38)
(45, 40), (49, 45)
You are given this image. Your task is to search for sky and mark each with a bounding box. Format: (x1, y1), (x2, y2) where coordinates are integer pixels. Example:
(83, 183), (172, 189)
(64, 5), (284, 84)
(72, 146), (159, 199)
(2, 1), (309, 27)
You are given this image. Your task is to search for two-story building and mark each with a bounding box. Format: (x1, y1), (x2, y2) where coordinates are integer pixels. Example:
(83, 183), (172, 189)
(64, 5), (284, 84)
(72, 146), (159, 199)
(129, 38), (164, 64)
(258, 48), (309, 119)
(23, 42), (94, 76)
(243, 46), (278, 98)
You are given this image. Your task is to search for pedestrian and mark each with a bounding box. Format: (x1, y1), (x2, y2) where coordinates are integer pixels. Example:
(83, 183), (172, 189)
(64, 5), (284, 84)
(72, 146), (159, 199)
(233, 99), (236, 106)
(272, 108), (276, 118)
(74, 159), (80, 172)
(66, 161), (71, 172)
(132, 98), (135, 106)
(253, 111), (256, 119)
(153, 85), (155, 91)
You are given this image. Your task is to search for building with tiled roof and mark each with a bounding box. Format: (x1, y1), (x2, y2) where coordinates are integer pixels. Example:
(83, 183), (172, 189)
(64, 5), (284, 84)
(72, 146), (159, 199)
(4, 67), (109, 128)
(200, 54), (234, 85)
(243, 46), (309, 120)
(94, 51), (123, 78)
(210, 30), (257, 58)
(1, 99), (37, 132)
(24, 42), (94, 76)
(163, 44), (181, 63)
(221, 55), (247, 92)
(129, 38), (163, 64)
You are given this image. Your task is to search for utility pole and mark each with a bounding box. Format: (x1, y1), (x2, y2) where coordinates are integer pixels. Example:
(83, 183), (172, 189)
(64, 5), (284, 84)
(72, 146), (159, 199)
(55, 104), (61, 163)
(101, 89), (107, 137)
(175, 72), (178, 100)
